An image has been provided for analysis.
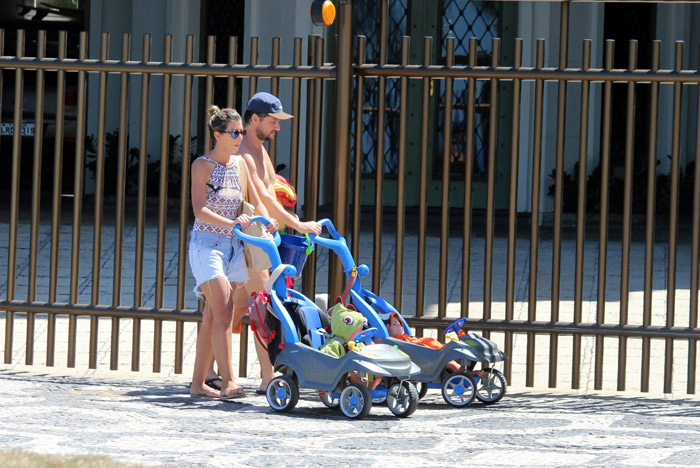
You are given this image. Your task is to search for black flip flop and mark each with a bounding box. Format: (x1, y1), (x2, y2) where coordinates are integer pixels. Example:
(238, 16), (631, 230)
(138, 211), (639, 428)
(205, 377), (223, 391)
(255, 389), (266, 395)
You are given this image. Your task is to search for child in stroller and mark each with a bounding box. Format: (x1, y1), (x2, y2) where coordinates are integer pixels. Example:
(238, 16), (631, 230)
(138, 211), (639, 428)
(384, 311), (484, 379)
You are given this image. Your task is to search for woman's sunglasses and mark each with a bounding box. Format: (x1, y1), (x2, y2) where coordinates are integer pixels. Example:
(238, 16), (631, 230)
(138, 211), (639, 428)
(221, 129), (247, 139)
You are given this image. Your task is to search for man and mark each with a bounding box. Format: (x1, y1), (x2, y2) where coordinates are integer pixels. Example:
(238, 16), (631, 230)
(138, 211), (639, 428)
(235, 92), (322, 393)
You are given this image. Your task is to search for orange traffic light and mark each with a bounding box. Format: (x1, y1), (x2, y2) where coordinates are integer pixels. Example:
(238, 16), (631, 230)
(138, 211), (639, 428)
(310, 0), (336, 27)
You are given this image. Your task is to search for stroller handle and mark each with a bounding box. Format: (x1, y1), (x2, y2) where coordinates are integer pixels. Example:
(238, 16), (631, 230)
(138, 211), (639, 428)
(316, 218), (343, 240)
(233, 216), (283, 269)
(307, 219), (359, 272)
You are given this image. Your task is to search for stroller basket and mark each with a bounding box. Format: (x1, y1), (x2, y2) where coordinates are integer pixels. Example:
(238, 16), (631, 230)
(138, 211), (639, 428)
(279, 234), (311, 278)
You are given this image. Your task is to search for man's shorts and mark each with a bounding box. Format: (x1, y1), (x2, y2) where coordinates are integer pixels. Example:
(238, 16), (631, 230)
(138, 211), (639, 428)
(188, 230), (248, 299)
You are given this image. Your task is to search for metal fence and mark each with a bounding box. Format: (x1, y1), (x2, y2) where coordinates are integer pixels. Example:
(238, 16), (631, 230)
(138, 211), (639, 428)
(1, 0), (700, 396)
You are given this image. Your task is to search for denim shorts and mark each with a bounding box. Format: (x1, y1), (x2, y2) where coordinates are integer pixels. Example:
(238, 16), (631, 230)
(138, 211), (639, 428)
(188, 230), (248, 298)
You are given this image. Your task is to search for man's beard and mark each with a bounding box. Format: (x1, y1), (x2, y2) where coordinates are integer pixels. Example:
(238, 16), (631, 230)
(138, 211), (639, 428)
(257, 127), (276, 141)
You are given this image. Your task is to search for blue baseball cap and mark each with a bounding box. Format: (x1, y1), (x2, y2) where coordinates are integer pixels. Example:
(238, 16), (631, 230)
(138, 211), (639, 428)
(246, 92), (293, 120)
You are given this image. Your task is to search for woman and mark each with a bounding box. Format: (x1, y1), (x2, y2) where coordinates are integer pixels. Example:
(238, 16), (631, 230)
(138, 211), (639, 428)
(188, 106), (277, 399)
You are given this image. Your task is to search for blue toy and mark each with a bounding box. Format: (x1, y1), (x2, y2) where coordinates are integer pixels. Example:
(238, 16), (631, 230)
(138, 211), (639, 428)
(233, 216), (421, 419)
(308, 218), (508, 407)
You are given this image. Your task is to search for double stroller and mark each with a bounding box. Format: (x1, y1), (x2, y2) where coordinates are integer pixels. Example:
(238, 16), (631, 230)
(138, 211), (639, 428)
(308, 219), (508, 407)
(234, 217), (421, 419)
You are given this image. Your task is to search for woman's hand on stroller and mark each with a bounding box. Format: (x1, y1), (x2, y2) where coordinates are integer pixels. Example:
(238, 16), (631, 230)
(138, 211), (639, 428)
(233, 214), (252, 230)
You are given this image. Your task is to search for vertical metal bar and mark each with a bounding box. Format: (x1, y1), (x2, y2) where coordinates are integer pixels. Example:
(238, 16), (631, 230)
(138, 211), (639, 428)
(439, 37), (455, 320)
(26, 30), (46, 365)
(572, 39), (592, 390)
(526, 39), (546, 388)
(92, 32), (109, 307)
(301, 35), (318, 300)
(505, 38), (523, 382)
(393, 36), (410, 312)
(88, 32), (110, 370)
(155, 36), (173, 305)
(641, 41), (661, 393)
(68, 31), (88, 368)
(330, 2), (354, 299)
(227, 36), (238, 108)
(238, 325), (248, 378)
(174, 320), (184, 374)
(153, 35), (173, 374)
(249, 37), (259, 98)
(133, 34), (152, 371)
(484, 38), (500, 324)
(289, 38), (302, 192)
(269, 37), (280, 165)
(618, 40), (638, 391)
(203, 35), (214, 152)
(5, 29), (25, 364)
(48, 30), (67, 367)
(28, 30), (46, 303)
(665, 41), (684, 395)
(689, 45), (700, 394)
(461, 38), (477, 320)
(372, 0), (388, 295)
(352, 36), (366, 260)
(310, 38), (323, 295)
(549, 2), (569, 388)
(595, 40), (615, 390)
(175, 38), (195, 375)
(111, 33), (131, 370)
(178, 36), (195, 312)
(417, 36), (433, 320)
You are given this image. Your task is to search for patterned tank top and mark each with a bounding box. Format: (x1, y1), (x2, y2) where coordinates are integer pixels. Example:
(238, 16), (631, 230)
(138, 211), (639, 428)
(192, 155), (244, 237)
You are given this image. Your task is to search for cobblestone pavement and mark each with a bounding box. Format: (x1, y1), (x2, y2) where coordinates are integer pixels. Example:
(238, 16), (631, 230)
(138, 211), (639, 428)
(1, 369), (700, 467)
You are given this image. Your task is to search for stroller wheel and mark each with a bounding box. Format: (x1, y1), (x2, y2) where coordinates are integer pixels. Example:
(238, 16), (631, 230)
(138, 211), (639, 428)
(267, 376), (299, 412)
(475, 368), (507, 405)
(319, 391), (339, 408)
(387, 381), (418, 418)
(414, 381), (429, 400)
(441, 372), (476, 407)
(339, 383), (372, 419)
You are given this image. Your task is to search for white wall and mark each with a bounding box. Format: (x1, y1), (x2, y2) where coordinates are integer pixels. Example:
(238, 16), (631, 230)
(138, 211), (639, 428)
(243, 0), (330, 205)
(517, 1), (604, 214)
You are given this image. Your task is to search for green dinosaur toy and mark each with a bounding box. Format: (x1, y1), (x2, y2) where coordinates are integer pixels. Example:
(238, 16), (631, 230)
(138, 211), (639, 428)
(319, 302), (367, 358)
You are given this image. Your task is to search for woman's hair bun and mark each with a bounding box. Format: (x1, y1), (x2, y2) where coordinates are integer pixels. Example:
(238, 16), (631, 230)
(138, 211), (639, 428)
(207, 105), (221, 118)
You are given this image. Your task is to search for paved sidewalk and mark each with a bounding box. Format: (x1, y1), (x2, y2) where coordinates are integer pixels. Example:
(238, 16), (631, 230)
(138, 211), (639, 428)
(1, 368), (700, 467)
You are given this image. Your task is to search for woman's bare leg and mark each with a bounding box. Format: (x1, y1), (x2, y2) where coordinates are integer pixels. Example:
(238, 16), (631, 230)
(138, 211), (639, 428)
(190, 303), (219, 397)
(203, 277), (244, 397)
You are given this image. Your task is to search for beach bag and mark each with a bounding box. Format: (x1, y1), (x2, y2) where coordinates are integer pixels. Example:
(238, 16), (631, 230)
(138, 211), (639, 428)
(236, 156), (272, 271)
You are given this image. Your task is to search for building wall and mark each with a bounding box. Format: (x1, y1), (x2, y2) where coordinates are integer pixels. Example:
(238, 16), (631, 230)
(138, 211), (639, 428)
(86, 0), (201, 193)
(243, 0), (330, 204)
(517, 1), (604, 214)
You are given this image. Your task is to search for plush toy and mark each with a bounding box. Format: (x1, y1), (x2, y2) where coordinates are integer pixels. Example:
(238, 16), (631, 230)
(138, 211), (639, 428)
(319, 302), (367, 358)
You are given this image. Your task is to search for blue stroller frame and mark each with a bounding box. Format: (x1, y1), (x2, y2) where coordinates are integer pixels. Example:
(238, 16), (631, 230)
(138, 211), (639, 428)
(309, 218), (508, 407)
(233, 217), (421, 418)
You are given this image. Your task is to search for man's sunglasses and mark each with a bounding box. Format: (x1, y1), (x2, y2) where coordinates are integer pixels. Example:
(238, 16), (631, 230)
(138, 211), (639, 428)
(220, 129), (247, 139)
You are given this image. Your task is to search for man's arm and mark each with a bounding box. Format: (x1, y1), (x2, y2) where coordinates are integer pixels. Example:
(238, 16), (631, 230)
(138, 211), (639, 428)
(240, 152), (321, 234)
